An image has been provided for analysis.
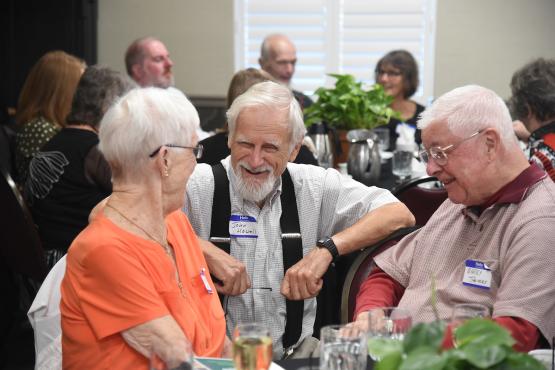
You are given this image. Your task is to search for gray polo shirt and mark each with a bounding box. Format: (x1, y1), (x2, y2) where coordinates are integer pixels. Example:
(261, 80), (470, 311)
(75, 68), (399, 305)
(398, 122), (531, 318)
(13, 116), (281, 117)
(184, 157), (399, 357)
(375, 175), (555, 343)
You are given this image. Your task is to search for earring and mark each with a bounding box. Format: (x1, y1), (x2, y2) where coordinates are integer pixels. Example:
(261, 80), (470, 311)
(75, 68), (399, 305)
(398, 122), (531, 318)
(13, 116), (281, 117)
(164, 169), (169, 177)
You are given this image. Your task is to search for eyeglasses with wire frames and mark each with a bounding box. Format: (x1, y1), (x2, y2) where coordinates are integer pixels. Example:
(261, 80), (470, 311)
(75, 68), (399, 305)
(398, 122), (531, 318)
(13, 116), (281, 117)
(149, 144), (204, 159)
(418, 129), (484, 166)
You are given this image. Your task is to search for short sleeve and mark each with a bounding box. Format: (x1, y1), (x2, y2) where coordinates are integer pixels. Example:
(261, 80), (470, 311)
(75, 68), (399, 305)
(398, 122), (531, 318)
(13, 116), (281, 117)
(77, 244), (170, 339)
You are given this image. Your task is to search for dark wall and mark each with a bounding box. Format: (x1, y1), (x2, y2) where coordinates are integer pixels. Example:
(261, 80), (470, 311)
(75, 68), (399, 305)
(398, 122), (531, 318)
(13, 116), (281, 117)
(0, 0), (97, 110)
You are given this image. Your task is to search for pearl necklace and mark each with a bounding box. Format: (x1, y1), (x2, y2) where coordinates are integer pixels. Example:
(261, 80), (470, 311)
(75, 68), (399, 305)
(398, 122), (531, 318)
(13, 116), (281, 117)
(105, 203), (185, 297)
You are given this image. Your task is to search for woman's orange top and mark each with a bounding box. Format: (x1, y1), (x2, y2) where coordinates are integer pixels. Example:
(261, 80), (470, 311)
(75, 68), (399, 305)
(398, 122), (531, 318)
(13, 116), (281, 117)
(61, 210), (226, 369)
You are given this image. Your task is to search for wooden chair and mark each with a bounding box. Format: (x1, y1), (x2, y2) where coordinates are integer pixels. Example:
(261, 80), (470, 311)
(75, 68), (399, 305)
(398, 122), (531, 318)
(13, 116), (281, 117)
(340, 226), (420, 323)
(392, 176), (448, 227)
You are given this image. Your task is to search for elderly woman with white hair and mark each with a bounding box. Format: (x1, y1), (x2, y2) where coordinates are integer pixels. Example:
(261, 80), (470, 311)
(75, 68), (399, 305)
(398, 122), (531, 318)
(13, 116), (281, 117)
(60, 87), (227, 369)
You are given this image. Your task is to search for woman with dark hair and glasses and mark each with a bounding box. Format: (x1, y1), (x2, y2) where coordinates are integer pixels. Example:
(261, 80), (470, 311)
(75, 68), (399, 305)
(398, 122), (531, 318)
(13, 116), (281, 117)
(25, 65), (135, 268)
(375, 50), (425, 150)
(60, 87), (228, 369)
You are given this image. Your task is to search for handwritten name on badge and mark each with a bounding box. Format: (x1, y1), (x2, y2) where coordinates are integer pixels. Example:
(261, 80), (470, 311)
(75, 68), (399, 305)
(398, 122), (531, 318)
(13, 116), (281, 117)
(229, 214), (258, 238)
(462, 259), (492, 290)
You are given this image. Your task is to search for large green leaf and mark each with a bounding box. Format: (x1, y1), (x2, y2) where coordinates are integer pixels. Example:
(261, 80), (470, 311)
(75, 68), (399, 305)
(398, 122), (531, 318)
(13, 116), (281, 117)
(399, 348), (447, 370)
(494, 352), (546, 370)
(462, 345), (507, 368)
(375, 351), (403, 370)
(403, 321), (446, 353)
(455, 319), (515, 349)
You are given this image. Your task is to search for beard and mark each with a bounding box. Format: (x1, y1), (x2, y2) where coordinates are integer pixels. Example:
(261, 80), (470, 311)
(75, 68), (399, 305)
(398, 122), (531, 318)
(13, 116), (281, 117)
(233, 160), (278, 203)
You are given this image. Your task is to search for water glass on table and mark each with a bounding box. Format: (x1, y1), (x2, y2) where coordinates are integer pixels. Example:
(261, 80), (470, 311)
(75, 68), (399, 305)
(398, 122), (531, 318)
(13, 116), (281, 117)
(232, 323), (273, 370)
(451, 303), (490, 347)
(366, 307), (412, 361)
(372, 127), (390, 152)
(392, 147), (413, 181)
(320, 324), (367, 370)
(150, 340), (192, 370)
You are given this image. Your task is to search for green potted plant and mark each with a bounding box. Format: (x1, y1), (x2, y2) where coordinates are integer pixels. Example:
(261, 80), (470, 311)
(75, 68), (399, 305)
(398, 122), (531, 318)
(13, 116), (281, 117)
(370, 318), (545, 370)
(304, 74), (400, 167)
(304, 73), (399, 130)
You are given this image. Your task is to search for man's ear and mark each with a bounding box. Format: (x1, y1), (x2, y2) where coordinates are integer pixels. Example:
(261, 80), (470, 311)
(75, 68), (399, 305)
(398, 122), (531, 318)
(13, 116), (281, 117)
(288, 142), (302, 162)
(131, 64), (143, 80)
(258, 57), (264, 68)
(484, 128), (500, 158)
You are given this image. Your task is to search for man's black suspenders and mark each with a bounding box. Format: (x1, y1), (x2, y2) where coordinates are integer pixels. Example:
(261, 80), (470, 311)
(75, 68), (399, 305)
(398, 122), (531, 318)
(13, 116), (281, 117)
(209, 163), (303, 350)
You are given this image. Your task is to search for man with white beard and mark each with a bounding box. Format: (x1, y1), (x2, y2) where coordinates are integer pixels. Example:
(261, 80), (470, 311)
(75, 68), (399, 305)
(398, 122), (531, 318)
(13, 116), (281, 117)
(183, 81), (415, 359)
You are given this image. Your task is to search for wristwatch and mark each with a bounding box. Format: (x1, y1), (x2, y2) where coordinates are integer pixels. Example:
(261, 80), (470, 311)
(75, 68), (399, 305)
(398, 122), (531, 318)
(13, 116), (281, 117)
(317, 237), (339, 262)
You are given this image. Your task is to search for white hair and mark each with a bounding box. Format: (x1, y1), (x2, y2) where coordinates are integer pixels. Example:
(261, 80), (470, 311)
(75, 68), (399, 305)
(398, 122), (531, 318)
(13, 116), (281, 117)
(226, 81), (306, 152)
(98, 87), (199, 179)
(418, 85), (517, 144)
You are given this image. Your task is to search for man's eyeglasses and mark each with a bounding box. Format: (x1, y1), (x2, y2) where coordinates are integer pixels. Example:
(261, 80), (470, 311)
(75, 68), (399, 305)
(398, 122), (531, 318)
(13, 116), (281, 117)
(149, 144), (204, 159)
(418, 130), (484, 166)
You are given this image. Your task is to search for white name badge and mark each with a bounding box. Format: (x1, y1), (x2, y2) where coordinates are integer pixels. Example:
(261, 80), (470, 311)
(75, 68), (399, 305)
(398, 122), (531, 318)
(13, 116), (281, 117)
(462, 259), (492, 290)
(229, 215), (258, 238)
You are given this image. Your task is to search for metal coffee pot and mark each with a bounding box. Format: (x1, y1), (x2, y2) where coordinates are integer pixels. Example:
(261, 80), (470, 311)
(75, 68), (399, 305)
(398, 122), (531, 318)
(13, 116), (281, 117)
(347, 129), (381, 185)
(308, 123), (336, 169)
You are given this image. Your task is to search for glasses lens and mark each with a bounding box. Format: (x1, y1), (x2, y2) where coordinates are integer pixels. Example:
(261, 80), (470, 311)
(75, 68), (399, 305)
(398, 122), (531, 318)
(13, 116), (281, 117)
(430, 148), (448, 165)
(418, 150), (429, 164)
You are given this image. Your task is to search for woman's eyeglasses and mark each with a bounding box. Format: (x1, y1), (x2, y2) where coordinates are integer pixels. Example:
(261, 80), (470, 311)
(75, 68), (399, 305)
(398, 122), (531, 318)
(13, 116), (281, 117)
(149, 144), (204, 159)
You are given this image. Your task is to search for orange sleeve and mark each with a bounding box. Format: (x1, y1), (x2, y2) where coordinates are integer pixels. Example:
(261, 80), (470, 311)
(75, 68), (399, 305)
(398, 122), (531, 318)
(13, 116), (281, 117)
(77, 243), (170, 340)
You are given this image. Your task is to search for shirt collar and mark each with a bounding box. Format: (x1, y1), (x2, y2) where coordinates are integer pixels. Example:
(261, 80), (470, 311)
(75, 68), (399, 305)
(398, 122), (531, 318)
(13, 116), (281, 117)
(466, 164), (546, 216)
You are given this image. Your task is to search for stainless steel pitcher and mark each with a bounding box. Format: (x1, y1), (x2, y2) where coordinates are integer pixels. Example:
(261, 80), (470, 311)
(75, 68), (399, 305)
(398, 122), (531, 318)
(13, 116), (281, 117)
(308, 123), (334, 168)
(347, 129), (381, 185)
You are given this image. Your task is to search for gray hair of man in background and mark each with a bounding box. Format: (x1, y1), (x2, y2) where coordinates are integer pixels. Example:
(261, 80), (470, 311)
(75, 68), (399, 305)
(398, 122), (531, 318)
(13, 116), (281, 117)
(226, 81), (306, 153)
(418, 84), (518, 145)
(66, 65), (136, 130)
(99, 87), (199, 181)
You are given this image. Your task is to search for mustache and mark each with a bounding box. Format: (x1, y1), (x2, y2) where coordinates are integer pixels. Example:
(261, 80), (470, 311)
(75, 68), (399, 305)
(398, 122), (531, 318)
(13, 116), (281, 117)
(238, 161), (272, 174)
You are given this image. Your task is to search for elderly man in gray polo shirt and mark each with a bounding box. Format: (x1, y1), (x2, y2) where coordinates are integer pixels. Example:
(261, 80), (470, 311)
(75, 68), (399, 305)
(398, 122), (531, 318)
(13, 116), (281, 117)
(184, 81), (414, 358)
(354, 85), (555, 352)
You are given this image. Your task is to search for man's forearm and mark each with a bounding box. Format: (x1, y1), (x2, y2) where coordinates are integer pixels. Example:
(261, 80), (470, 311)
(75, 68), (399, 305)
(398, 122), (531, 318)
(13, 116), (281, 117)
(332, 202), (415, 256)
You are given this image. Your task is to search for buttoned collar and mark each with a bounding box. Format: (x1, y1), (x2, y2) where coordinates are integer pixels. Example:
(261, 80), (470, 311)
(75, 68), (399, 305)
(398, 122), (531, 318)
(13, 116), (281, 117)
(464, 164), (546, 217)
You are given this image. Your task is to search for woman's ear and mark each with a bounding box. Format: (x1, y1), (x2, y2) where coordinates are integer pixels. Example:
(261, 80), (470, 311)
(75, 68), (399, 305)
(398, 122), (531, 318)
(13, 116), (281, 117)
(155, 147), (171, 178)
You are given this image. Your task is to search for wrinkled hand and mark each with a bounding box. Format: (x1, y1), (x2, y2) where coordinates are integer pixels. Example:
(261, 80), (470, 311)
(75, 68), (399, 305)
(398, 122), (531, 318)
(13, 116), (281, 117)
(200, 240), (251, 295)
(280, 247), (332, 300)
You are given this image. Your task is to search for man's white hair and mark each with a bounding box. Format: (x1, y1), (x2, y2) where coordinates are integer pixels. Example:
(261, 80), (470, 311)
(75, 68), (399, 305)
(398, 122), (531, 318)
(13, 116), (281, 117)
(418, 85), (517, 144)
(98, 87), (199, 179)
(226, 81), (306, 152)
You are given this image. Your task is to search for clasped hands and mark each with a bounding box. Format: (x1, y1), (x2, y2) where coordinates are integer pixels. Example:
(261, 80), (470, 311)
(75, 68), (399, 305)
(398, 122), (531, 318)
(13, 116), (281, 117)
(205, 241), (333, 300)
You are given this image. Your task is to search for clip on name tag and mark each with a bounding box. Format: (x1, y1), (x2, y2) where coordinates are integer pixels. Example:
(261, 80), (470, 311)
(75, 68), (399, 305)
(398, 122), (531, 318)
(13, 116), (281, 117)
(200, 268), (213, 294)
(229, 214), (258, 238)
(462, 259), (492, 290)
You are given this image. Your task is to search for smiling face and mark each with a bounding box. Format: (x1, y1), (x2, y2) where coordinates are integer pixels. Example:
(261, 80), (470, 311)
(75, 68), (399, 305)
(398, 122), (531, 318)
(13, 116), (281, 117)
(421, 122), (491, 206)
(134, 40), (174, 88)
(229, 106), (300, 203)
(376, 63), (404, 99)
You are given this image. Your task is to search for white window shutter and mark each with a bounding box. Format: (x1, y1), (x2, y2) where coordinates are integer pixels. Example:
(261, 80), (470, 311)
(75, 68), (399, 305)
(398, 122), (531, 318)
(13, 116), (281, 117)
(235, 0), (436, 104)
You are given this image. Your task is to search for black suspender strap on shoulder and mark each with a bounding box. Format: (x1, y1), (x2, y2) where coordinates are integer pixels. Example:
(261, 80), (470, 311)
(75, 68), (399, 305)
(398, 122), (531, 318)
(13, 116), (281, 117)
(279, 169), (304, 350)
(210, 163), (231, 254)
(209, 164), (304, 350)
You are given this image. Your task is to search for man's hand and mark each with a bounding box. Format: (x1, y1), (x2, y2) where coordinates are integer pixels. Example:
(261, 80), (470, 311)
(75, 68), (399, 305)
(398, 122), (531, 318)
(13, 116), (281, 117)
(280, 247), (332, 300)
(199, 239), (251, 295)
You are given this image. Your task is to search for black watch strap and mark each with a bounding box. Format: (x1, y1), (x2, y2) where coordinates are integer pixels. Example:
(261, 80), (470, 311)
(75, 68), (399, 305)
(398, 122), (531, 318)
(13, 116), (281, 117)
(317, 237), (339, 261)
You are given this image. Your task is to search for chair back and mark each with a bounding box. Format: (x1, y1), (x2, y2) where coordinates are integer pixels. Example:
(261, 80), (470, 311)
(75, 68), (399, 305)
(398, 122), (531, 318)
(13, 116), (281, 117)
(392, 176), (448, 227)
(0, 167), (47, 281)
(340, 226), (419, 323)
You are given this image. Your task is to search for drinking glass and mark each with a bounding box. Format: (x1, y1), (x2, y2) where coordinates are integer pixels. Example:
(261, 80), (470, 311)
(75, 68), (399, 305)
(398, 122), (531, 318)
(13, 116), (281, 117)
(451, 303), (490, 347)
(150, 340), (193, 370)
(366, 307), (412, 361)
(392, 150), (413, 180)
(372, 127), (390, 153)
(232, 323), (273, 370)
(320, 324), (367, 370)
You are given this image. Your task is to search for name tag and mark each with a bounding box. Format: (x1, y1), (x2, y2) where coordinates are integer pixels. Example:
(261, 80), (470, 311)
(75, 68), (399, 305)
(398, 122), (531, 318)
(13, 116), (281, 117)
(229, 215), (258, 238)
(462, 259), (492, 290)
